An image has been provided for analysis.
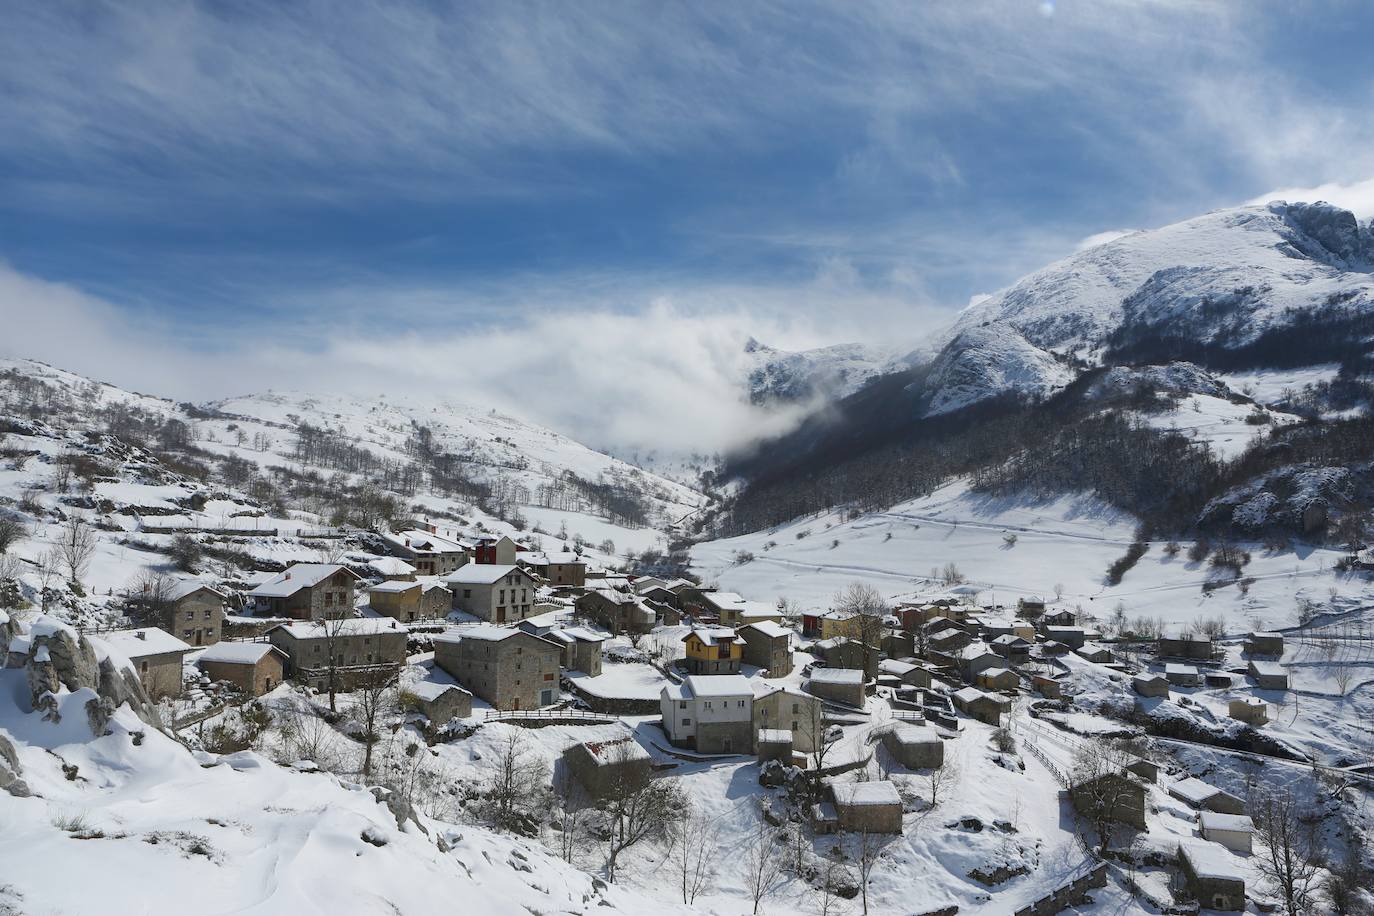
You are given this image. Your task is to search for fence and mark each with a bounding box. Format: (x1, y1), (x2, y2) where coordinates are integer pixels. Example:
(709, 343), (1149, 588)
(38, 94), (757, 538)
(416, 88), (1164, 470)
(482, 708), (618, 725)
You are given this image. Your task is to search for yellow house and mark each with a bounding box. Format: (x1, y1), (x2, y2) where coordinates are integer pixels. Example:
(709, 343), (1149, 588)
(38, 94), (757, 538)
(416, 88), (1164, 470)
(818, 612), (862, 641)
(682, 627), (743, 675)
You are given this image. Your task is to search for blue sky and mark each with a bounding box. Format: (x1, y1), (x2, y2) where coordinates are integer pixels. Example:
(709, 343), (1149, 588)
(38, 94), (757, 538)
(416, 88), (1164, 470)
(3, 1), (1374, 451)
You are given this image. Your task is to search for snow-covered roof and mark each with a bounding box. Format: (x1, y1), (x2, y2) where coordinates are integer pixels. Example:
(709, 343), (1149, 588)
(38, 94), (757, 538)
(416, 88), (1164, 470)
(980, 667), (1013, 680)
(831, 781), (900, 807)
(163, 578), (227, 602)
(410, 680), (471, 701)
(685, 626), (742, 647)
(560, 626), (604, 643)
(249, 564), (355, 598)
(443, 564), (524, 585)
(954, 686), (990, 704)
(739, 620), (790, 639)
(272, 618), (404, 639)
(888, 724), (940, 745)
(1165, 663), (1198, 676)
(1133, 673), (1168, 685)
(1249, 631), (1283, 639)
(369, 580), (421, 594)
(524, 551), (583, 565)
(582, 736), (650, 764)
(199, 642), (280, 665)
(1199, 811), (1254, 833)
(1248, 660), (1286, 677)
(369, 557), (417, 576)
(1169, 777), (1221, 805)
(879, 659), (918, 676)
(1179, 840), (1244, 881)
(1077, 642), (1110, 656)
(384, 529), (468, 554)
(681, 674), (753, 698)
(808, 668), (864, 686)
(757, 729), (792, 744)
(98, 628), (193, 658)
(991, 634), (1031, 646)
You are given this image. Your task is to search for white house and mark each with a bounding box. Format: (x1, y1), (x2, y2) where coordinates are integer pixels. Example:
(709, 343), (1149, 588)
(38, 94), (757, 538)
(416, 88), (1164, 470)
(660, 674), (754, 754)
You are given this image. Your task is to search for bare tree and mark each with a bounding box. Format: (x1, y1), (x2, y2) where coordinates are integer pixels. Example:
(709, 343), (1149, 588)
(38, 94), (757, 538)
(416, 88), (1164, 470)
(602, 744), (683, 882)
(668, 798), (719, 904)
(0, 512), (27, 555)
(856, 828), (888, 915)
(1252, 788), (1324, 914)
(351, 668), (397, 780)
(816, 859), (852, 916)
(36, 548), (62, 611)
(124, 572), (175, 630)
(834, 581), (886, 677)
(925, 752), (961, 808)
(553, 765), (586, 865)
(313, 616), (355, 713)
(57, 515), (97, 590)
(742, 812), (785, 914)
(800, 702), (842, 771)
(1069, 739), (1140, 855)
(484, 730), (549, 833)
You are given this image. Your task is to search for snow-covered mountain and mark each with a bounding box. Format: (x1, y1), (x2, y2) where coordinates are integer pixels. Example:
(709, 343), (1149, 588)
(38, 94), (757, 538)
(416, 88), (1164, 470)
(743, 337), (896, 405)
(925, 200), (1374, 415)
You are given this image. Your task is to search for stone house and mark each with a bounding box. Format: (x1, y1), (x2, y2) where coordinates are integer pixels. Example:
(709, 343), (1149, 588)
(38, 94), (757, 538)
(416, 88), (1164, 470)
(878, 659), (931, 688)
(753, 686), (824, 753)
(1132, 673), (1170, 697)
(1165, 663), (1201, 687)
(1075, 643), (1114, 664)
(990, 634), (1032, 665)
(1069, 770), (1147, 830)
(443, 564), (537, 624)
(1245, 631), (1284, 657)
(881, 723), (943, 769)
(576, 589), (654, 634)
(703, 592), (783, 629)
(1178, 841), (1245, 912)
(564, 735), (653, 798)
(433, 626), (562, 710)
(267, 618), (408, 689)
(408, 681), (473, 724)
(368, 580), (452, 623)
(383, 528), (469, 577)
(159, 580), (226, 647)
(1157, 636), (1213, 660)
(636, 584), (680, 609)
(99, 628), (192, 700)
(927, 625), (972, 655)
(472, 535), (518, 566)
(952, 686), (1007, 726)
(806, 668), (866, 708)
(1033, 674), (1063, 698)
(1168, 777), (1246, 815)
(1043, 626), (1087, 649)
(369, 557), (417, 581)
(536, 626), (605, 677)
(1199, 811), (1254, 854)
(880, 631), (914, 659)
(756, 729), (794, 765)
(1228, 697), (1269, 726)
(1017, 596), (1047, 617)
(682, 627), (744, 675)
(521, 551), (586, 588)
(976, 667), (1020, 692)
(813, 637), (877, 676)
(247, 564), (361, 621)
(660, 674), (754, 754)
(1247, 660), (1289, 690)
(830, 781), (903, 834)
(197, 641), (286, 696)
(737, 621), (792, 677)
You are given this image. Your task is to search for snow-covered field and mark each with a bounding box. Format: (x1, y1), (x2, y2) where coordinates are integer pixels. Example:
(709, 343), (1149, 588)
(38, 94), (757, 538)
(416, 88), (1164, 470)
(693, 480), (1368, 635)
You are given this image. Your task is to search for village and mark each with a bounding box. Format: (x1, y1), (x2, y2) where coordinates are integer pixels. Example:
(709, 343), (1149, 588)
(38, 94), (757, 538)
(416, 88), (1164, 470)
(4, 508), (1367, 915)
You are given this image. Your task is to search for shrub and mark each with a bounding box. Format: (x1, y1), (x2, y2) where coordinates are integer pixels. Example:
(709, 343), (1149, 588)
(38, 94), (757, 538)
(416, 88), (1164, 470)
(1106, 541), (1149, 585)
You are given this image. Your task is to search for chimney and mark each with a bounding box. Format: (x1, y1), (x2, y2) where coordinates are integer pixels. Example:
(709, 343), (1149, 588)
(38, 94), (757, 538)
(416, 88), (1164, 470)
(136, 631), (146, 640)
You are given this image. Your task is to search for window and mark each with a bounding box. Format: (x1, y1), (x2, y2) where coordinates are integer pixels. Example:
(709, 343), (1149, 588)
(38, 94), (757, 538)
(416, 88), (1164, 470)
(679, 701), (687, 709)
(544, 673), (554, 681)
(183, 629), (192, 637)
(792, 703), (799, 714)
(140, 661), (148, 673)
(738, 700), (745, 708)
(185, 610), (193, 621)
(704, 701), (712, 709)
(204, 610), (212, 620)
(313, 645), (321, 653)
(463, 589), (472, 599)
(324, 593), (334, 606)
(366, 653), (373, 663)
(682, 718), (691, 726)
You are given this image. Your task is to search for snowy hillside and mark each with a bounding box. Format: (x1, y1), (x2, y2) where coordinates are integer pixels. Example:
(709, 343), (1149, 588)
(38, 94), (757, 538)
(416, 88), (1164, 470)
(693, 480), (1365, 634)
(743, 338), (897, 405)
(924, 201), (1374, 414)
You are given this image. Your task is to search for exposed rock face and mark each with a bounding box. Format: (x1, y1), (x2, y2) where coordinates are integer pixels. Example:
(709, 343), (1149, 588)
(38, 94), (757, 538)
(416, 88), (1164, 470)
(0, 730), (29, 797)
(21, 617), (164, 733)
(1278, 201), (1373, 269)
